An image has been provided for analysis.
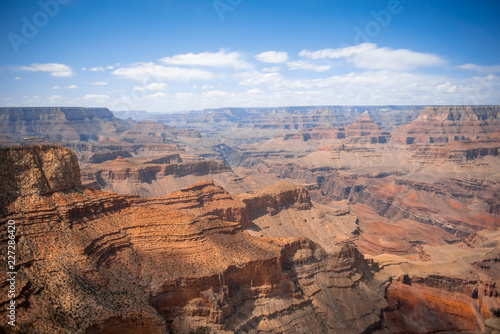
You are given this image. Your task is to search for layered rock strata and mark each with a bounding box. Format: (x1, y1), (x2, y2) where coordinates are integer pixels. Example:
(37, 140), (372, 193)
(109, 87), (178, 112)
(0, 145), (385, 333)
(393, 105), (500, 145)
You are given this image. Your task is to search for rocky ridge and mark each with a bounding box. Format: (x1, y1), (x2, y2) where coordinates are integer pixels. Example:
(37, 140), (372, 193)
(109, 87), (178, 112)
(0, 145), (388, 333)
(1, 103), (499, 333)
(1, 145), (498, 333)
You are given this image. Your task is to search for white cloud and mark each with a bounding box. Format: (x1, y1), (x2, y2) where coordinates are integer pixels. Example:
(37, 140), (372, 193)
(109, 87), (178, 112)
(262, 66), (281, 72)
(89, 67), (105, 72)
(300, 43), (374, 59)
(160, 50), (251, 69)
(14, 76), (22, 80)
(237, 71), (283, 86)
(106, 65), (114, 70)
(145, 92), (167, 99)
(20, 63), (73, 77)
(258, 70), (500, 106)
(91, 81), (108, 86)
(52, 86), (60, 90)
(255, 51), (288, 64)
(81, 67), (87, 71)
(287, 60), (331, 72)
(247, 88), (264, 94)
(436, 82), (457, 93)
(134, 82), (168, 91)
(66, 84), (78, 89)
(203, 90), (229, 98)
(49, 95), (64, 103)
(176, 92), (195, 99)
(202, 85), (215, 89)
(112, 62), (214, 81)
(84, 94), (110, 102)
(300, 43), (444, 71)
(457, 63), (500, 74)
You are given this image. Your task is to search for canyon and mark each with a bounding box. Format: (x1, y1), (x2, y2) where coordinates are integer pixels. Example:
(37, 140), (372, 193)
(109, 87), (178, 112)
(0, 106), (499, 333)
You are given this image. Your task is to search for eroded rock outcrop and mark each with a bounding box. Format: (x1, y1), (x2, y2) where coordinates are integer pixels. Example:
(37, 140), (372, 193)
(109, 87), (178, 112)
(0, 107), (115, 142)
(393, 105), (500, 145)
(0, 145), (387, 334)
(344, 117), (391, 144)
(0, 145), (81, 210)
(238, 180), (312, 219)
(80, 156), (237, 197)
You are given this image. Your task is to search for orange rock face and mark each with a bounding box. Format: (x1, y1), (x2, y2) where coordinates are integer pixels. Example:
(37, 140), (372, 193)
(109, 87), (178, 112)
(1, 128), (499, 334)
(383, 275), (499, 333)
(393, 105), (500, 145)
(344, 117), (391, 143)
(0, 145), (388, 333)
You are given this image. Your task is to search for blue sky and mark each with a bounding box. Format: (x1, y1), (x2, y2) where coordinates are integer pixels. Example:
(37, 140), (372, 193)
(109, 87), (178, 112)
(1, 0), (499, 113)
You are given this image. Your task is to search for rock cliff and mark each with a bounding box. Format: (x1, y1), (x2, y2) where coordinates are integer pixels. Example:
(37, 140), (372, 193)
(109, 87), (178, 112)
(0, 145), (387, 333)
(80, 155), (243, 197)
(237, 181), (312, 218)
(1, 134), (499, 333)
(0, 107), (116, 142)
(393, 105), (500, 145)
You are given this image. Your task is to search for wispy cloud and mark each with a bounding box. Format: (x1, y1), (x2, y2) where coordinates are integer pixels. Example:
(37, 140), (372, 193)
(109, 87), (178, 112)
(160, 49), (251, 69)
(8, 45), (499, 113)
(300, 43), (444, 71)
(203, 90), (229, 98)
(20, 63), (73, 77)
(175, 92), (195, 99)
(134, 82), (168, 91)
(89, 67), (105, 72)
(113, 62), (214, 81)
(262, 66), (281, 72)
(49, 95), (64, 103)
(457, 63), (500, 74)
(255, 51), (288, 64)
(236, 71), (283, 86)
(84, 94), (110, 102)
(286, 60), (331, 72)
(145, 92), (167, 99)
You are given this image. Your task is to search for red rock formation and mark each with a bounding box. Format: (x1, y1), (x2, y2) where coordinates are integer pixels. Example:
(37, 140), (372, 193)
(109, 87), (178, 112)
(237, 180), (312, 218)
(0, 107), (116, 142)
(383, 274), (499, 333)
(265, 164), (499, 238)
(2, 145), (499, 334)
(344, 117), (391, 143)
(88, 150), (134, 163)
(0, 145), (388, 333)
(82, 160), (232, 184)
(282, 127), (346, 141)
(393, 105), (500, 145)
(80, 158), (235, 197)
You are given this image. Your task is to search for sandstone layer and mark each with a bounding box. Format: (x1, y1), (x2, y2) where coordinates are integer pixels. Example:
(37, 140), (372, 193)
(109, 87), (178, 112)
(1, 104), (499, 334)
(0, 145), (389, 333)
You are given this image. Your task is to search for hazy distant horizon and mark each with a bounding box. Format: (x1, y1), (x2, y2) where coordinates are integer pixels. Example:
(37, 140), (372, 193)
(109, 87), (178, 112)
(2, 103), (499, 117)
